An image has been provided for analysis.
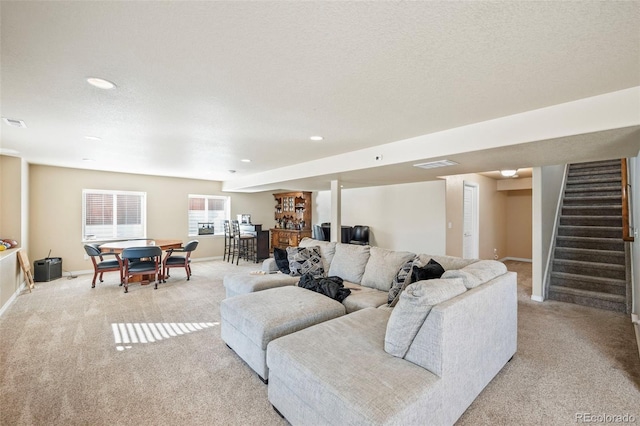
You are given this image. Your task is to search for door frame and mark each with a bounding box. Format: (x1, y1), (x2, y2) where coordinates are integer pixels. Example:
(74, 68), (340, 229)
(462, 181), (479, 259)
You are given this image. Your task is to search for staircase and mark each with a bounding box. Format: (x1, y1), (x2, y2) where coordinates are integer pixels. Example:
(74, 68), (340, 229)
(548, 159), (630, 314)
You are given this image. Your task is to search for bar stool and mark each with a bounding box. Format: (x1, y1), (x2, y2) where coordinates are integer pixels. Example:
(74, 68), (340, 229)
(223, 220), (232, 262)
(232, 220), (257, 264)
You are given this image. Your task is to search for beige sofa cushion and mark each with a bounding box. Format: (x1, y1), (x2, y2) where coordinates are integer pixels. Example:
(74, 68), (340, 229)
(414, 253), (478, 271)
(327, 243), (370, 284)
(299, 238), (337, 273)
(384, 278), (466, 358)
(361, 246), (415, 292)
(441, 260), (507, 289)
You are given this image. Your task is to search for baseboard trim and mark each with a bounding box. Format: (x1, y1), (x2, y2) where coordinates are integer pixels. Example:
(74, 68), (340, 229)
(531, 295), (544, 303)
(501, 257), (533, 263)
(632, 314), (640, 360)
(192, 256), (222, 262)
(0, 281), (27, 318)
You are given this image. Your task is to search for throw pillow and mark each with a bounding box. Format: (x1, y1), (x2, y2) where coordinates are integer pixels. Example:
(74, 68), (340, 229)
(286, 246), (325, 278)
(388, 264), (415, 308)
(273, 247), (290, 274)
(410, 258), (445, 283)
(299, 238), (337, 273)
(384, 278), (467, 358)
(388, 257), (417, 305)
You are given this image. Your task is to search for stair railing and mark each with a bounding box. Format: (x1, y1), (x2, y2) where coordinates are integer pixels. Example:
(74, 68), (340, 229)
(622, 158), (635, 242)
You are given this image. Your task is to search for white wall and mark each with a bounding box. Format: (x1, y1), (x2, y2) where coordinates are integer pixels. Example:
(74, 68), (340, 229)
(532, 164), (566, 301)
(632, 153), (639, 315)
(313, 180), (446, 255)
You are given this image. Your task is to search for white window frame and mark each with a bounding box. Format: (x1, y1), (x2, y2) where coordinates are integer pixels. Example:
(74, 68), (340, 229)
(188, 194), (230, 237)
(82, 189), (147, 242)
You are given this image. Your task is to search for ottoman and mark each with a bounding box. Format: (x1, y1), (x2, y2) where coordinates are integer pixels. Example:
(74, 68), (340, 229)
(223, 272), (298, 298)
(220, 286), (346, 382)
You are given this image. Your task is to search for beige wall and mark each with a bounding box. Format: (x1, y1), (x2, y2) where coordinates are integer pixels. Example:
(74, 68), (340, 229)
(0, 156), (28, 311)
(506, 189), (533, 259)
(444, 173), (508, 260)
(314, 180), (447, 255)
(29, 165), (275, 273)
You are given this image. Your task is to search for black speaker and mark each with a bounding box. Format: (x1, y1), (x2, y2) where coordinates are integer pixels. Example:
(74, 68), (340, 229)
(34, 257), (62, 282)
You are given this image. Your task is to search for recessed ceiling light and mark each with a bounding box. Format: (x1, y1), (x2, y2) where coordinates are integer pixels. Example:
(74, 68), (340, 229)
(86, 77), (116, 90)
(500, 169), (518, 177)
(2, 117), (27, 128)
(82, 158), (95, 162)
(85, 136), (102, 141)
(309, 136), (324, 141)
(241, 159), (251, 163)
(228, 170), (236, 174)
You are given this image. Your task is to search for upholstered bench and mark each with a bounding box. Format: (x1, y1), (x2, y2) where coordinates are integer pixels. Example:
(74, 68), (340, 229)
(220, 286), (346, 382)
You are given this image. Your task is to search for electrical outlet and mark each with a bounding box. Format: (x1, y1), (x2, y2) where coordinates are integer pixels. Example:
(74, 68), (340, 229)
(84, 254), (89, 260)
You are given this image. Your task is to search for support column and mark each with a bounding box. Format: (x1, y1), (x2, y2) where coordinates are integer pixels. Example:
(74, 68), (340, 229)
(330, 180), (341, 242)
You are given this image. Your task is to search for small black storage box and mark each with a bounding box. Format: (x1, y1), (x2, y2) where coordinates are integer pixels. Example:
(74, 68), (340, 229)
(34, 257), (62, 282)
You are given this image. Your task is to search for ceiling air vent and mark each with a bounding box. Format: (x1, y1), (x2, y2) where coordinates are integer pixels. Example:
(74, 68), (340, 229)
(2, 117), (27, 128)
(413, 159), (458, 170)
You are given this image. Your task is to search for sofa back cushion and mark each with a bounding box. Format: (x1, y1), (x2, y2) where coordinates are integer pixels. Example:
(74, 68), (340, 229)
(360, 247), (415, 292)
(414, 254), (478, 271)
(327, 243), (370, 284)
(299, 238), (337, 273)
(384, 278), (466, 358)
(441, 260), (507, 289)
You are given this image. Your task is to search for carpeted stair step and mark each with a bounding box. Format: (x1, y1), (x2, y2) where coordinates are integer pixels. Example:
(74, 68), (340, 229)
(550, 272), (626, 295)
(565, 180), (621, 191)
(568, 159), (621, 171)
(562, 195), (622, 206)
(554, 247), (625, 264)
(561, 205), (622, 216)
(567, 170), (622, 181)
(555, 236), (624, 251)
(548, 285), (626, 313)
(559, 215), (622, 227)
(552, 259), (626, 280)
(557, 225), (621, 238)
(564, 186), (621, 198)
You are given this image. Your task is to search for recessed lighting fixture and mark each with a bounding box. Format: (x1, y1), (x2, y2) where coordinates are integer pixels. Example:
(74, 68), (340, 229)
(241, 159), (251, 163)
(86, 77), (117, 90)
(82, 158), (96, 162)
(85, 136), (102, 141)
(228, 169), (236, 174)
(2, 117), (27, 128)
(413, 159), (458, 170)
(309, 136), (324, 141)
(500, 169), (518, 177)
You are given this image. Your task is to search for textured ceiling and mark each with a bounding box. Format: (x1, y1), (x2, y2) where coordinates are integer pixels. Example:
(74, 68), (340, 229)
(1, 1), (639, 191)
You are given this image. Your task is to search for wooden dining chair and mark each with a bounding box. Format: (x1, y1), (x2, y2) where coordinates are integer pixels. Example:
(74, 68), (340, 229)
(84, 243), (123, 288)
(162, 240), (199, 281)
(121, 246), (162, 293)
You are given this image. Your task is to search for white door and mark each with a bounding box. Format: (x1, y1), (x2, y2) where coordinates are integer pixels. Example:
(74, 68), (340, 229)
(462, 181), (479, 259)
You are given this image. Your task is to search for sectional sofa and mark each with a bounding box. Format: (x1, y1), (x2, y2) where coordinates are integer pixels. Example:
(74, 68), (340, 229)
(222, 238), (517, 425)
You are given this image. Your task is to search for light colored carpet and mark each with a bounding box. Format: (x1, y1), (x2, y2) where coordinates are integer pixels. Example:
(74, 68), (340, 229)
(0, 260), (638, 425)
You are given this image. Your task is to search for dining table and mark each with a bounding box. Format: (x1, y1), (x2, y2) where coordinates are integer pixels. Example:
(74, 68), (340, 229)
(99, 239), (183, 284)
(99, 239), (183, 254)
